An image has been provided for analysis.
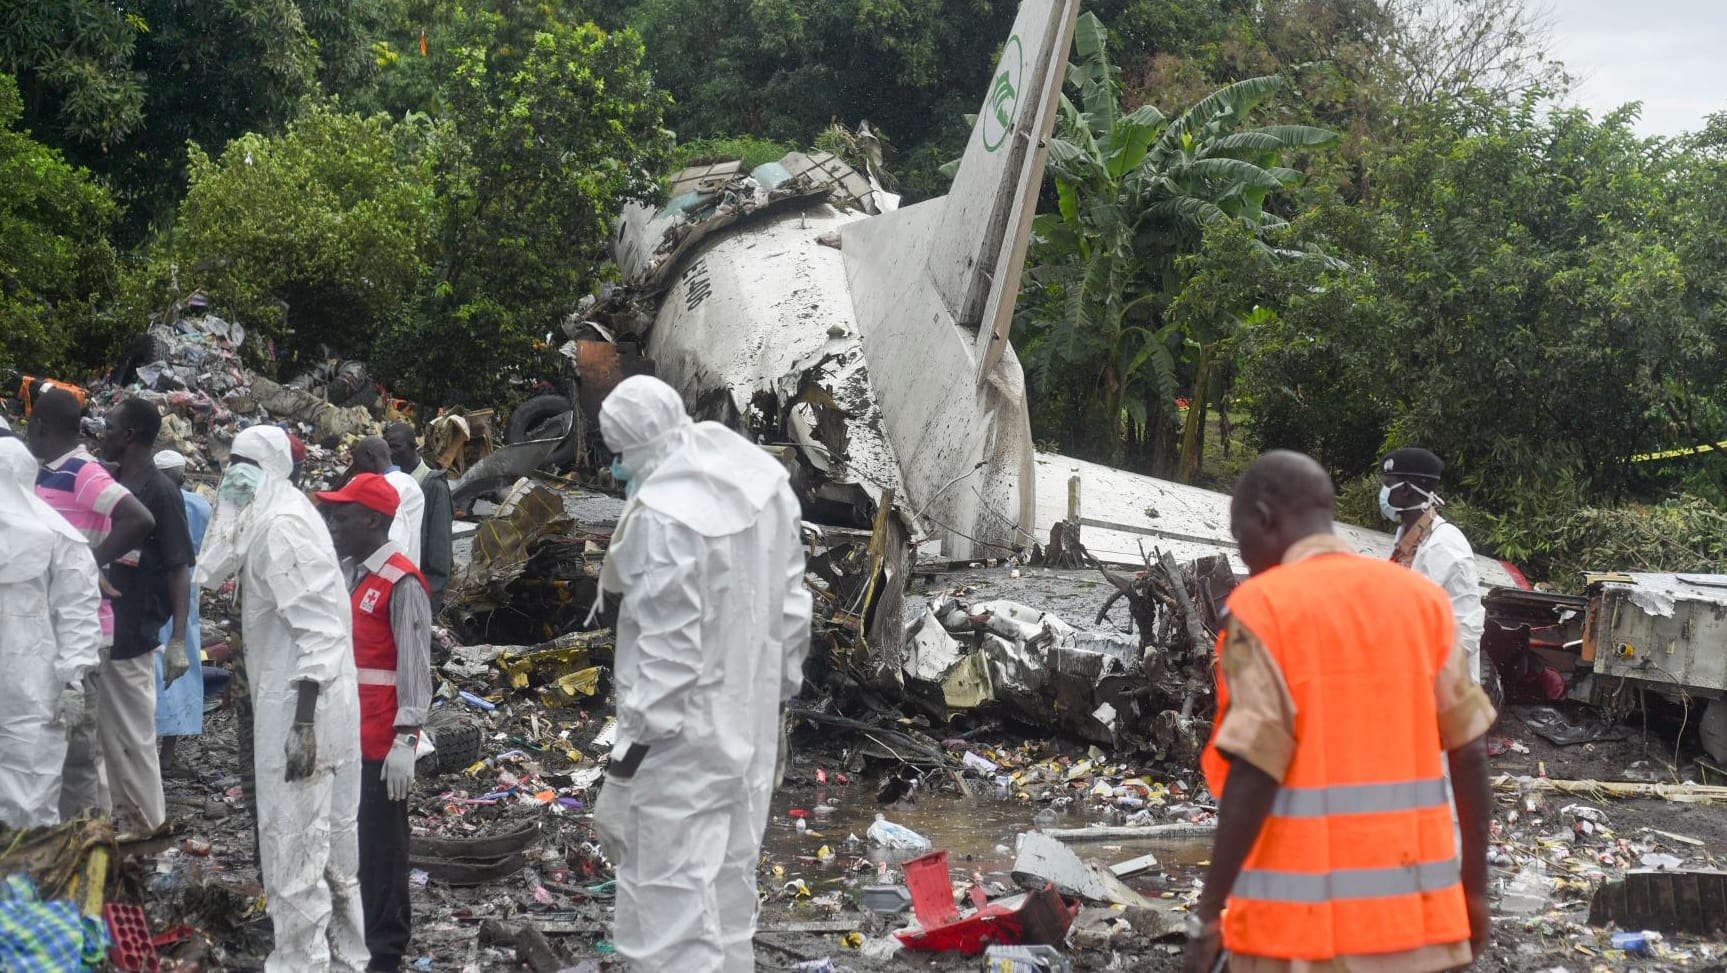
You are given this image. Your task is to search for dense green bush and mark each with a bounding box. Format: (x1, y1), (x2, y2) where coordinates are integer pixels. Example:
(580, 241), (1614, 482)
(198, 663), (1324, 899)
(0, 74), (120, 377)
(172, 103), (436, 369)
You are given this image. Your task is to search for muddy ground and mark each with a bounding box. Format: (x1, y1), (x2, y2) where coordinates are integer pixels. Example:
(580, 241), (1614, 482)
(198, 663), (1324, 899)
(142, 562), (1727, 971)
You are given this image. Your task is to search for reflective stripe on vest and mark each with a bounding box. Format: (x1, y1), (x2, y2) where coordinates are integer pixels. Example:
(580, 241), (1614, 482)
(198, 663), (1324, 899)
(356, 667), (398, 687)
(1236, 857), (1461, 904)
(1269, 777), (1450, 819)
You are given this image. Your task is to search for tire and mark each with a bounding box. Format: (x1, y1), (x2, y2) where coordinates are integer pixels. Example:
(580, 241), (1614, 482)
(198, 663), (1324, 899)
(506, 394), (574, 444)
(419, 706), (485, 777)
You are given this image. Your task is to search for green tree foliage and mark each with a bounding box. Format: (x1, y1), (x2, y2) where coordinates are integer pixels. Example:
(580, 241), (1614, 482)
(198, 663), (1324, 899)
(621, 0), (1016, 199)
(1015, 13), (1333, 473)
(0, 74), (119, 376)
(1237, 94), (1713, 563)
(97, 0), (321, 238)
(6, 0), (387, 239)
(671, 136), (800, 172)
(170, 104), (436, 367)
(373, 7), (672, 405)
(0, 0), (145, 149)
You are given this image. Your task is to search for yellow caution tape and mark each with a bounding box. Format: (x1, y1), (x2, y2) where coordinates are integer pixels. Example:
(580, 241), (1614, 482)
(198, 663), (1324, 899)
(1631, 440), (1727, 462)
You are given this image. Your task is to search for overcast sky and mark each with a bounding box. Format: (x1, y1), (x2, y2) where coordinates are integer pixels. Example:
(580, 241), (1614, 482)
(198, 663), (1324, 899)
(1546, 0), (1724, 136)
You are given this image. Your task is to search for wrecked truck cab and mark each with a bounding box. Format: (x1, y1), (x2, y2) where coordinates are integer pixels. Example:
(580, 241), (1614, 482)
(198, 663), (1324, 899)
(1483, 572), (1727, 763)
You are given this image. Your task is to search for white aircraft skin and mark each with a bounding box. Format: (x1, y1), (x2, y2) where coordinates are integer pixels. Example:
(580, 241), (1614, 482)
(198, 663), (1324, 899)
(619, 0), (1082, 561)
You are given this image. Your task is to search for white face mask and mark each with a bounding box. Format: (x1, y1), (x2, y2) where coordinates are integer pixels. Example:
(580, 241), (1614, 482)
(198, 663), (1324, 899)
(1379, 481), (1439, 521)
(219, 462), (266, 509)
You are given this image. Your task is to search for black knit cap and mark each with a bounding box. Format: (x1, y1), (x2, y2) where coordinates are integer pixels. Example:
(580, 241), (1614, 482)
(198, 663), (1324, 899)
(1381, 447), (1444, 481)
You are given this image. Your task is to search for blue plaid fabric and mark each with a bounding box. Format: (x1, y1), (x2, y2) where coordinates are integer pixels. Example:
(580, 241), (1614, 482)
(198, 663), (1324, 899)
(0, 873), (109, 972)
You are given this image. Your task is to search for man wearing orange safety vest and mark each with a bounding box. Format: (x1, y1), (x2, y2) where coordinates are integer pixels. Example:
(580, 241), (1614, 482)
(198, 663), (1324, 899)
(1184, 451), (1495, 973)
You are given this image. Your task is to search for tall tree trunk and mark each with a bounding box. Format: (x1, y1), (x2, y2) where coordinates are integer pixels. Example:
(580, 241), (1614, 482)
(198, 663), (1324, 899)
(1102, 363), (1126, 466)
(1148, 395), (1179, 477)
(1216, 356), (1235, 458)
(1178, 344), (1216, 484)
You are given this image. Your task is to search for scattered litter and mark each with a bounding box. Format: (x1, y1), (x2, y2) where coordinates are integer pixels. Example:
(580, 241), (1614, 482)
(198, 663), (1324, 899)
(1519, 706), (1629, 747)
(859, 885), (913, 914)
(1610, 930), (1661, 955)
(984, 943), (1073, 971)
(867, 815), (932, 853)
(1500, 861), (1552, 916)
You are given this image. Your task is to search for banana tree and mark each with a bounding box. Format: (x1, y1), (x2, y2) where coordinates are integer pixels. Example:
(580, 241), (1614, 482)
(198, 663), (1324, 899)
(1018, 11), (1335, 470)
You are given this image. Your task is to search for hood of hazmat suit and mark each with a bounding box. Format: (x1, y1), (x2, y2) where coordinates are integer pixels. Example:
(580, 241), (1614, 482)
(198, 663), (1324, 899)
(0, 438), (102, 827)
(596, 376), (814, 971)
(196, 426), (367, 972)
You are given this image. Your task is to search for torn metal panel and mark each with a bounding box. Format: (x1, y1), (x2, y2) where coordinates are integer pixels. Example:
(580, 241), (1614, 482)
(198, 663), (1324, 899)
(779, 151), (878, 212)
(1035, 452), (1522, 592)
(1585, 573), (1727, 695)
(248, 374), (376, 445)
(450, 480), (575, 612)
(669, 161), (745, 199)
(1011, 832), (1155, 909)
(449, 415), (575, 506)
(909, 596), (1145, 744)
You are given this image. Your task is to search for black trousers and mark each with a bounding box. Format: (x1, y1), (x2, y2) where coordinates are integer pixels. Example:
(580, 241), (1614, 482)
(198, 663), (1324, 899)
(359, 759), (411, 972)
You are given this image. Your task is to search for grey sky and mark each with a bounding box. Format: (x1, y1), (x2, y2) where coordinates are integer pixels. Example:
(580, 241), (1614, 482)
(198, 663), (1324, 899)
(1545, 0), (1723, 136)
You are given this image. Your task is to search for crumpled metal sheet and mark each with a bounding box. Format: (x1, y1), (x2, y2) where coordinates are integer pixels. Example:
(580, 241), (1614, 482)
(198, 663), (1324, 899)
(904, 598), (1142, 743)
(451, 480), (574, 611)
(449, 413), (575, 506)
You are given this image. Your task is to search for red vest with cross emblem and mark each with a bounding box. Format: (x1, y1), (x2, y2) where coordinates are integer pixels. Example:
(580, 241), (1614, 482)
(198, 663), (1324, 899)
(352, 551), (429, 761)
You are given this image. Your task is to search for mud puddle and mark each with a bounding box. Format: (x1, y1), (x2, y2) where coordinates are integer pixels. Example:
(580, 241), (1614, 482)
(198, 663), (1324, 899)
(761, 786), (1211, 901)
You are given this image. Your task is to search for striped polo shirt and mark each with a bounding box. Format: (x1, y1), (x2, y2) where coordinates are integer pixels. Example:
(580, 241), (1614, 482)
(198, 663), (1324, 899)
(36, 446), (128, 642)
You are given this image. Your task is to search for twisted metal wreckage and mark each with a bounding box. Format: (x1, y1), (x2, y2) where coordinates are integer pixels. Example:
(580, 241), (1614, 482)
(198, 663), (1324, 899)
(429, 0), (1232, 758)
(439, 0), (1525, 761)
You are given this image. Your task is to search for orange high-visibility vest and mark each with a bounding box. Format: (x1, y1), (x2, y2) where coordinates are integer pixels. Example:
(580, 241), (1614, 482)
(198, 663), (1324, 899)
(1202, 548), (1467, 960)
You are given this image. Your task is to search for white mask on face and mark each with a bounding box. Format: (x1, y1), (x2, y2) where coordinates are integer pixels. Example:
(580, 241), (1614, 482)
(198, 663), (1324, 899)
(1379, 481), (1439, 521)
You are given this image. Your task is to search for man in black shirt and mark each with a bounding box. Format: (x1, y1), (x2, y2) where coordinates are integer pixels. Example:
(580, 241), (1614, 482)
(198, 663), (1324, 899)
(98, 397), (194, 831)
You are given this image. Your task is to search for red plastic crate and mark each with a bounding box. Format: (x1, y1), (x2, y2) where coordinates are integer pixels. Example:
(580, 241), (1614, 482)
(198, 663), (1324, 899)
(902, 849), (960, 927)
(103, 903), (160, 973)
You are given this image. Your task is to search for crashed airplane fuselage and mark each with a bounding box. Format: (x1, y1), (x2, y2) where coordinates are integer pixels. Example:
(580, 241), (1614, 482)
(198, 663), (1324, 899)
(611, 0), (1081, 561)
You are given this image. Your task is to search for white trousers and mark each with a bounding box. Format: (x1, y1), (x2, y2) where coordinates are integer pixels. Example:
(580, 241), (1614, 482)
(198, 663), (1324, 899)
(98, 652), (165, 831)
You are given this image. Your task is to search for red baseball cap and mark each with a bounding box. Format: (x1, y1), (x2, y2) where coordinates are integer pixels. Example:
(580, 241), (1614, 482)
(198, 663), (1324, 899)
(315, 473), (400, 518)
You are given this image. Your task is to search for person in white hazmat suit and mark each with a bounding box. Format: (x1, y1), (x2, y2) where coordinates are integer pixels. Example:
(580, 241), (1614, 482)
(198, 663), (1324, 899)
(0, 435), (104, 828)
(195, 425), (368, 973)
(590, 376), (813, 973)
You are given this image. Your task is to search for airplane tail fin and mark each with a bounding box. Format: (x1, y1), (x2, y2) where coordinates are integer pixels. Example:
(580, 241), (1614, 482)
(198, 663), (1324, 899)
(838, 0), (1078, 559)
(930, 0), (1079, 375)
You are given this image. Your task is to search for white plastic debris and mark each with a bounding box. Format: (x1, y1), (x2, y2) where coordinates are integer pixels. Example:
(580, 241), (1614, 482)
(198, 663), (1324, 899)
(963, 751), (1001, 775)
(866, 814), (932, 852)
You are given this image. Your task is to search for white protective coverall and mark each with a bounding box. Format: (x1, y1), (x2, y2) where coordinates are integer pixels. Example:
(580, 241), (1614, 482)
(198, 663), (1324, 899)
(0, 438), (103, 827)
(196, 426), (367, 973)
(1401, 514), (1486, 682)
(597, 376), (813, 973)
